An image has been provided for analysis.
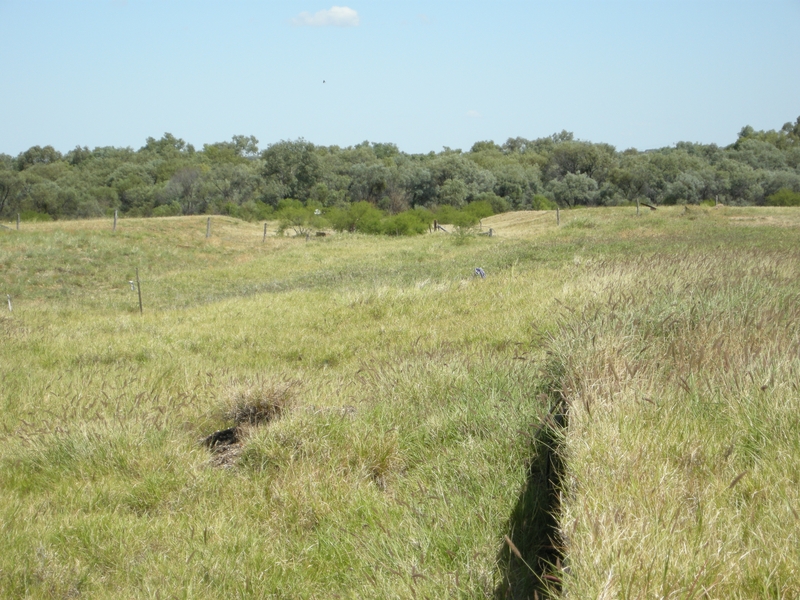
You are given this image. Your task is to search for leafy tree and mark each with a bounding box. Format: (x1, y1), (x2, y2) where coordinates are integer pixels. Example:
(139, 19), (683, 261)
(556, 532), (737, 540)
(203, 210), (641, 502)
(107, 163), (154, 212)
(470, 140), (501, 153)
(401, 164), (436, 207)
(733, 139), (788, 170)
(66, 145), (92, 166)
(161, 168), (204, 214)
(140, 133), (194, 158)
(349, 162), (391, 203)
(0, 163), (24, 215)
(546, 141), (614, 183)
(16, 145), (63, 170)
(203, 135), (259, 164)
(261, 139), (321, 203)
(547, 172), (599, 207)
(438, 178), (468, 207)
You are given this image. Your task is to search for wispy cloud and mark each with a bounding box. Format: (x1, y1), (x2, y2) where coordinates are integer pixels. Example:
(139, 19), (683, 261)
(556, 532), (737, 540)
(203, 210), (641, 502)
(292, 6), (360, 27)
(466, 110), (481, 118)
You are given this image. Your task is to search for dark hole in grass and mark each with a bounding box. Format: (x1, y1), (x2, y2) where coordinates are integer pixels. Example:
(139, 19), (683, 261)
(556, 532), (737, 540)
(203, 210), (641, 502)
(201, 378), (298, 463)
(495, 397), (566, 599)
(203, 426), (240, 448)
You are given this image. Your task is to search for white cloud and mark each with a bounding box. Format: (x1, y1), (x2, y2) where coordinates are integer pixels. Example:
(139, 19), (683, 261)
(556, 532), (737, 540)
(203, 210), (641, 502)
(292, 6), (360, 27)
(466, 110), (481, 118)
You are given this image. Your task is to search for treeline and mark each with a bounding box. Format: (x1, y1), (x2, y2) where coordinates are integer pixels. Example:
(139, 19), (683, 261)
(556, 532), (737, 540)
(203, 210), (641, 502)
(2, 119), (800, 226)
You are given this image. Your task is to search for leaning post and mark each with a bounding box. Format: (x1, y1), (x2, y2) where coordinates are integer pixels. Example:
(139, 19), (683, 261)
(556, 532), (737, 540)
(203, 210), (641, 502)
(136, 268), (143, 315)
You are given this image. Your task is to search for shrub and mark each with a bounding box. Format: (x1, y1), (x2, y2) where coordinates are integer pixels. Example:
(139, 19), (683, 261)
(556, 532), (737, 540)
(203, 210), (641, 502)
(473, 192), (509, 214)
(464, 200), (494, 220)
(19, 210), (52, 222)
(328, 201), (384, 233)
(531, 194), (557, 211)
(381, 211), (429, 236)
(239, 201), (273, 222)
(766, 188), (800, 206)
(153, 201), (182, 217)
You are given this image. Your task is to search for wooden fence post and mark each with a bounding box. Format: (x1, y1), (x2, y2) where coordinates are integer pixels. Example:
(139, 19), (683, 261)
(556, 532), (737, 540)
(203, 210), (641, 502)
(263, 223), (267, 242)
(136, 268), (143, 315)
(6, 295), (11, 312)
(16, 213), (20, 230)
(113, 210), (118, 231)
(556, 206), (560, 226)
(206, 217), (211, 238)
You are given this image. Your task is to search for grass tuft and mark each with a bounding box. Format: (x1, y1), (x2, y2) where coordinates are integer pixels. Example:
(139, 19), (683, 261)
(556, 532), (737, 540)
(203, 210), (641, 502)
(222, 376), (298, 426)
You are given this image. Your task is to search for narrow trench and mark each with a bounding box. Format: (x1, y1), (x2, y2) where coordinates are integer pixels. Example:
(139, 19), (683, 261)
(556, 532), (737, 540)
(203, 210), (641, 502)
(495, 396), (567, 599)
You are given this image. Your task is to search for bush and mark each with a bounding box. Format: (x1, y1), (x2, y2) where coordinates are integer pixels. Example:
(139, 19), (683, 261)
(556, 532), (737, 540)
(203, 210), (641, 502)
(328, 201), (384, 233)
(531, 194), (557, 211)
(239, 201), (273, 222)
(276, 203), (328, 236)
(381, 211), (429, 236)
(432, 205), (456, 224)
(153, 201), (182, 217)
(472, 192), (509, 214)
(464, 200), (494, 220)
(766, 188), (800, 206)
(19, 210), (52, 222)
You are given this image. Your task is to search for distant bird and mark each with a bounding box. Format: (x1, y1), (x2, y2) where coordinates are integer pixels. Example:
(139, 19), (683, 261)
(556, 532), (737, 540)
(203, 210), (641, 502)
(129, 281), (136, 291)
(474, 267), (486, 279)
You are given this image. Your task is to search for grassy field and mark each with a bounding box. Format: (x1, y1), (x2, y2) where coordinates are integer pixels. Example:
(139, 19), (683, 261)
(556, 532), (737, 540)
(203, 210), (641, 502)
(1, 206), (799, 598)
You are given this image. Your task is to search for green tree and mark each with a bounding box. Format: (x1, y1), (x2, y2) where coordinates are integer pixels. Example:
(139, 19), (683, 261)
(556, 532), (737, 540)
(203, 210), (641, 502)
(548, 172), (599, 207)
(261, 139), (321, 203)
(16, 145), (63, 170)
(0, 160), (24, 215)
(161, 168), (204, 214)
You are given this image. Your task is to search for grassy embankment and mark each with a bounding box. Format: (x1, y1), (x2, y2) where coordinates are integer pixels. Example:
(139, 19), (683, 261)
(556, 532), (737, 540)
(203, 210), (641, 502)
(1, 206), (799, 598)
(545, 208), (800, 598)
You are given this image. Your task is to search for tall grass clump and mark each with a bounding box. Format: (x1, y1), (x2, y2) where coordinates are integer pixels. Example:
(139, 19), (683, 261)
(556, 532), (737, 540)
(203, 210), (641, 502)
(548, 247), (800, 598)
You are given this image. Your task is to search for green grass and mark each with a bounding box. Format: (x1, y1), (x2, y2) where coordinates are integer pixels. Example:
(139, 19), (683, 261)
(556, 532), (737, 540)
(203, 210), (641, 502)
(1, 207), (799, 598)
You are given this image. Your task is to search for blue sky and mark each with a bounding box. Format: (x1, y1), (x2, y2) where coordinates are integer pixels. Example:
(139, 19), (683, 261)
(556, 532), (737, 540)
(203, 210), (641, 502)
(1, 0), (798, 156)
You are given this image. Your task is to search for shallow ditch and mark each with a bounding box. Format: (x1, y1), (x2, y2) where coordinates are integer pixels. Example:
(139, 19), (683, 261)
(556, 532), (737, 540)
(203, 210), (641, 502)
(495, 393), (567, 599)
